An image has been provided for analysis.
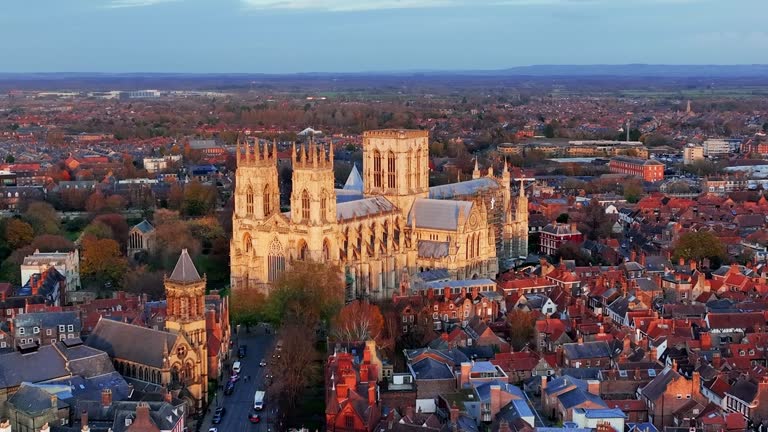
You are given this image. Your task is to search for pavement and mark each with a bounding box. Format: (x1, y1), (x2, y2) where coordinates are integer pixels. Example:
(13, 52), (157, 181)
(198, 324), (278, 432)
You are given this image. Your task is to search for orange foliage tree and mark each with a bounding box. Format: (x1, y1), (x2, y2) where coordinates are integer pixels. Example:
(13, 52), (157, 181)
(81, 236), (128, 287)
(331, 300), (384, 343)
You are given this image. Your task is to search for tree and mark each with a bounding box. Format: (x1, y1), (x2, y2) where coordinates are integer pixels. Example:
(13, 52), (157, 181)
(82, 221), (114, 240)
(672, 231), (727, 267)
(152, 219), (201, 271)
(85, 191), (107, 214)
(556, 213), (569, 223)
(543, 123), (555, 138)
(623, 180), (643, 203)
(167, 183), (184, 210)
(81, 237), (128, 287)
(262, 260), (344, 327)
(104, 195), (127, 213)
(331, 300), (384, 343)
(30, 235), (75, 252)
(93, 214), (129, 251)
(579, 199), (612, 241)
(121, 266), (165, 300)
(4, 219), (34, 249)
(506, 309), (536, 350)
(182, 181), (217, 216)
(555, 242), (592, 266)
(5, 154), (14, 163)
(23, 202), (60, 235)
(270, 322), (320, 409)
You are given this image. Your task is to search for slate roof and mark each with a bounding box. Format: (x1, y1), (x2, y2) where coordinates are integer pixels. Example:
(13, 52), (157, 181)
(85, 319), (178, 368)
(727, 379), (758, 403)
(562, 341), (612, 360)
(409, 357), (455, 380)
(168, 249), (201, 283)
(334, 189), (364, 204)
(640, 366), (681, 401)
(0, 345), (69, 388)
(418, 240), (449, 259)
(337, 196), (396, 221)
(558, 388), (607, 409)
(408, 199), (473, 231)
(7, 383), (66, 415)
(132, 220), (154, 234)
(343, 163), (364, 192)
(428, 177), (500, 199)
(14, 311), (79, 329)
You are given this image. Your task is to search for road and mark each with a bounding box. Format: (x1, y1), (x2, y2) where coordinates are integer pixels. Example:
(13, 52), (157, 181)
(201, 324), (277, 432)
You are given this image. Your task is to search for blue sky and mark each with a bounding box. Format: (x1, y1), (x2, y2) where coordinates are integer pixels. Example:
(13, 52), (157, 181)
(1, 0), (766, 73)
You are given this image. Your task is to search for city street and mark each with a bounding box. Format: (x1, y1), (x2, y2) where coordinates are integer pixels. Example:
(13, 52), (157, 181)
(200, 324), (277, 432)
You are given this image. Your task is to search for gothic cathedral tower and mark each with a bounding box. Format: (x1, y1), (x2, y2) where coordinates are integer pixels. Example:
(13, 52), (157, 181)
(362, 130), (430, 219)
(230, 138), (280, 291)
(509, 179), (529, 259)
(290, 139), (338, 262)
(165, 249), (208, 410)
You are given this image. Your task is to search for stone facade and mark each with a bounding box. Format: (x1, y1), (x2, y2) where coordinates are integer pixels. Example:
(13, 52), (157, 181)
(230, 129), (529, 299)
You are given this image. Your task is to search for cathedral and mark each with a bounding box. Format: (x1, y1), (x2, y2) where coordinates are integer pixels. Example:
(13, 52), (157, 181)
(230, 129), (529, 299)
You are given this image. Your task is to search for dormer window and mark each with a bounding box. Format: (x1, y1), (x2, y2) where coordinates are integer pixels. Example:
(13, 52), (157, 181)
(33, 327), (39, 334)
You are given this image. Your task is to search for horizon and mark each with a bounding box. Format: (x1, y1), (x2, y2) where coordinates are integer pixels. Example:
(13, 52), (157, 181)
(2, 0), (767, 73)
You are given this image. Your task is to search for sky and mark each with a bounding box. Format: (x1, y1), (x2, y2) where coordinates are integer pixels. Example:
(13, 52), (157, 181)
(0, 0), (766, 73)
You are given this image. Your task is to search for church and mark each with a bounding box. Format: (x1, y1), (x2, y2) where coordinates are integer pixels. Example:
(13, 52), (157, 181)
(230, 129), (529, 299)
(86, 250), (214, 412)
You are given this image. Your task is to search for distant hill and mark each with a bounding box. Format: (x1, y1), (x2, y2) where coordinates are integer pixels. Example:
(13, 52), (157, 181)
(485, 64), (768, 78)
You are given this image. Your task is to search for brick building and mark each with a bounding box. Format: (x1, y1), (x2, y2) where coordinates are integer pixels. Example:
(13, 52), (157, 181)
(608, 156), (665, 182)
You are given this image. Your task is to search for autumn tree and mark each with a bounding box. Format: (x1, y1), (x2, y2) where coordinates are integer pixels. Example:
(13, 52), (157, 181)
(262, 260), (344, 328)
(85, 191), (107, 213)
(623, 180), (643, 204)
(121, 266), (165, 300)
(4, 219), (34, 249)
(672, 231), (727, 268)
(23, 202), (60, 235)
(579, 199), (612, 241)
(331, 300), (384, 343)
(93, 214), (129, 250)
(30, 235), (75, 252)
(151, 218), (201, 271)
(270, 322), (321, 409)
(167, 183), (184, 210)
(81, 236), (128, 288)
(182, 181), (217, 216)
(507, 309), (537, 350)
(82, 221), (114, 240)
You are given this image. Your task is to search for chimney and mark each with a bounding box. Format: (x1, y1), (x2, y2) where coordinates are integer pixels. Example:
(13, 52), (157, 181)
(50, 394), (58, 410)
(623, 334), (631, 353)
(135, 402), (151, 424)
(679, 256), (685, 266)
(101, 388), (112, 408)
(163, 387), (172, 403)
(360, 364), (370, 383)
(444, 287), (450, 301)
(630, 250), (637, 262)
(336, 383), (348, 402)
(689, 260), (697, 271)
(713, 351), (722, 368)
(587, 379), (600, 396)
(81, 410), (90, 432)
(692, 371), (701, 390)
(640, 252), (646, 267)
(570, 222), (578, 233)
(541, 375), (548, 392)
(490, 385), (502, 416)
(700, 332), (711, 350)
(458, 362), (471, 389)
(649, 347), (657, 362)
(39, 422), (51, 432)
(471, 287), (479, 300)
(449, 402), (459, 424)
(368, 382), (376, 406)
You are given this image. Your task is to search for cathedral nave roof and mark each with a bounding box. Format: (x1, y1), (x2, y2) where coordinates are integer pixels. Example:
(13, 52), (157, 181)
(337, 196), (397, 221)
(408, 199), (473, 231)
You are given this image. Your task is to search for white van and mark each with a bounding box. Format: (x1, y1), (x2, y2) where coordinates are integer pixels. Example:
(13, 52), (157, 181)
(232, 361), (241, 374)
(253, 390), (265, 410)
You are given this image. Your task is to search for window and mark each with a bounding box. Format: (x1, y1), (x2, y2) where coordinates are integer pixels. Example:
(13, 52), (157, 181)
(5, 310), (10, 316)
(320, 191), (327, 221)
(345, 415), (354, 429)
(46, 329), (52, 336)
(373, 150), (382, 188)
(33, 327), (40, 334)
(301, 190), (310, 221)
(68, 325), (74, 332)
(402, 316), (407, 323)
(409, 315), (414, 323)
(18, 328), (25, 335)
(0, 342), (5, 348)
(246, 187), (254, 215)
(263, 184), (271, 216)
(60, 334), (66, 341)
(51, 339), (56, 344)
(59, 325), (65, 333)
(403, 326), (408, 333)
(676, 394), (682, 399)
(387, 151), (396, 189)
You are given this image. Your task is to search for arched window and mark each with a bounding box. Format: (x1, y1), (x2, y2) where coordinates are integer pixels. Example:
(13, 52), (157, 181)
(388, 151), (396, 189)
(243, 232), (252, 253)
(268, 239), (286, 282)
(407, 150), (413, 190)
(298, 241), (308, 260)
(323, 239), (331, 261)
(301, 190), (310, 221)
(466, 235), (470, 259)
(394, 219), (401, 247)
(320, 190), (327, 222)
(263, 184), (271, 217)
(373, 150), (382, 188)
(416, 149), (422, 190)
(246, 187), (254, 215)
(475, 233), (481, 258)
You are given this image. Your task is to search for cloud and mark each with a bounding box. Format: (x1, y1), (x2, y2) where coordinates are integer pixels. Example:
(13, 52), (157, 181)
(105, 0), (180, 8)
(241, 0), (707, 11)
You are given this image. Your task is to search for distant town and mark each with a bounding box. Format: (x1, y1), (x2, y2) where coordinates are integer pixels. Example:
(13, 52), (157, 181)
(0, 74), (767, 432)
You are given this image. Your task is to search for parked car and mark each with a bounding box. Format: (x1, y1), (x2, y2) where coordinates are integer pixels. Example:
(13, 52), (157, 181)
(212, 407), (224, 424)
(238, 345), (247, 358)
(259, 359), (267, 367)
(208, 428), (218, 432)
(230, 374), (240, 383)
(249, 413), (261, 423)
(224, 382), (235, 395)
